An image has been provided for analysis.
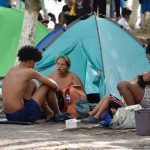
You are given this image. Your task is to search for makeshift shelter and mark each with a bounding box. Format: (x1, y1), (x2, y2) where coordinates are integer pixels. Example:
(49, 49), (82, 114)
(0, 6), (49, 77)
(35, 14), (150, 98)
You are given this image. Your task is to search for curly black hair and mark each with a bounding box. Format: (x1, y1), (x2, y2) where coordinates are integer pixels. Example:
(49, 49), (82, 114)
(17, 46), (42, 62)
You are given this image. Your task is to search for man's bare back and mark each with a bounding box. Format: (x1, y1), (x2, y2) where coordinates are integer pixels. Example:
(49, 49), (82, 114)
(2, 46), (60, 122)
(2, 66), (38, 112)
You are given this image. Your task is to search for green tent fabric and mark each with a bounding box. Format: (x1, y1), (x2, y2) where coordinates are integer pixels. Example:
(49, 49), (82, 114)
(35, 14), (150, 98)
(0, 7), (49, 77)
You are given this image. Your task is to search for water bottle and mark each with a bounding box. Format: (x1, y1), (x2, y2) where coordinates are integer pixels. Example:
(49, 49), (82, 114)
(65, 90), (71, 104)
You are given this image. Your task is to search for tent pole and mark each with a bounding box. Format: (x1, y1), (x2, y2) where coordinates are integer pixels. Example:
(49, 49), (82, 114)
(94, 13), (106, 96)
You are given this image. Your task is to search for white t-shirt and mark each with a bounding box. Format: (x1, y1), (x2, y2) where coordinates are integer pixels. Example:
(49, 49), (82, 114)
(118, 17), (131, 31)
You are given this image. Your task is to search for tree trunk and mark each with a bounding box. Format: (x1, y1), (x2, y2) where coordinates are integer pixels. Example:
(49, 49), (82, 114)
(15, 0), (21, 8)
(18, 0), (41, 49)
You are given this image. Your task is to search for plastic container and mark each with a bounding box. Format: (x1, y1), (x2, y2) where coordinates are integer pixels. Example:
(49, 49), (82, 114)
(65, 119), (77, 129)
(135, 109), (150, 136)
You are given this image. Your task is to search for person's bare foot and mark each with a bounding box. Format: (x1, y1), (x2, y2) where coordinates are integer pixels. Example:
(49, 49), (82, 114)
(46, 111), (54, 121)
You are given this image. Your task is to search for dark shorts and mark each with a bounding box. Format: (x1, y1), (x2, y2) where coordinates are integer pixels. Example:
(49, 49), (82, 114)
(5, 99), (42, 122)
(108, 94), (124, 118)
(141, 0), (150, 14)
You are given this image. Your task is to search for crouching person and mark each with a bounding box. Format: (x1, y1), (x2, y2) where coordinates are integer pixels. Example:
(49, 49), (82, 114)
(2, 46), (60, 122)
(81, 94), (124, 125)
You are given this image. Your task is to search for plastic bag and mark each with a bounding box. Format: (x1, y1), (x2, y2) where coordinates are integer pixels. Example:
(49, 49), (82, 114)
(100, 111), (112, 127)
(111, 104), (142, 129)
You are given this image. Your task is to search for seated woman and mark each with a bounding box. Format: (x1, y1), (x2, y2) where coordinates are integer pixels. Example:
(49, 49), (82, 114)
(81, 94), (125, 124)
(117, 43), (150, 107)
(49, 55), (87, 118)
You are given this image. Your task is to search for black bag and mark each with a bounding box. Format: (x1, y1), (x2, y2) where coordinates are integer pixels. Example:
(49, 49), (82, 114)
(87, 93), (100, 103)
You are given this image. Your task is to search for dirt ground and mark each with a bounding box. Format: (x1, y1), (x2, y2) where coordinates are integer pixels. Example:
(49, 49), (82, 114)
(0, 29), (150, 150)
(0, 117), (150, 150)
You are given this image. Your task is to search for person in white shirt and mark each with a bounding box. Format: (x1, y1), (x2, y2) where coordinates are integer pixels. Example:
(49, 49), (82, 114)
(118, 7), (149, 44)
(118, 7), (132, 31)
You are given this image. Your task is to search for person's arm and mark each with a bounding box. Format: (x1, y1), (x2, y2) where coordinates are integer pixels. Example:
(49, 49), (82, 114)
(58, 11), (65, 25)
(130, 71), (149, 84)
(133, 72), (150, 88)
(142, 71), (150, 82)
(137, 36), (149, 44)
(30, 69), (58, 91)
(130, 76), (138, 84)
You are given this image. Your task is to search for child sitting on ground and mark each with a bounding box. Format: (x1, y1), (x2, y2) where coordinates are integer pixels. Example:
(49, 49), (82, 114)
(81, 94), (125, 124)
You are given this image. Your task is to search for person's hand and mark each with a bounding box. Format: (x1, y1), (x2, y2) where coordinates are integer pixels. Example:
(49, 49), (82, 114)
(54, 85), (60, 92)
(143, 72), (150, 82)
(130, 76), (138, 84)
(137, 36), (149, 44)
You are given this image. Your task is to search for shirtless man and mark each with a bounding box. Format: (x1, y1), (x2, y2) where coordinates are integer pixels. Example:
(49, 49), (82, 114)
(49, 55), (87, 118)
(117, 43), (150, 106)
(2, 46), (60, 122)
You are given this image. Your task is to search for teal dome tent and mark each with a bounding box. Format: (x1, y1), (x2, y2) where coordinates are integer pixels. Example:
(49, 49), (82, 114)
(35, 14), (149, 98)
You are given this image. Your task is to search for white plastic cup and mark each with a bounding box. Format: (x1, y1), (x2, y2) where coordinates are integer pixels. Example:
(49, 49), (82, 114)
(65, 119), (77, 129)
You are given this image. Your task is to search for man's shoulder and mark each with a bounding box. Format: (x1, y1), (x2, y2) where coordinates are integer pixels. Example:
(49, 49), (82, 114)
(22, 68), (36, 74)
(19, 68), (40, 78)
